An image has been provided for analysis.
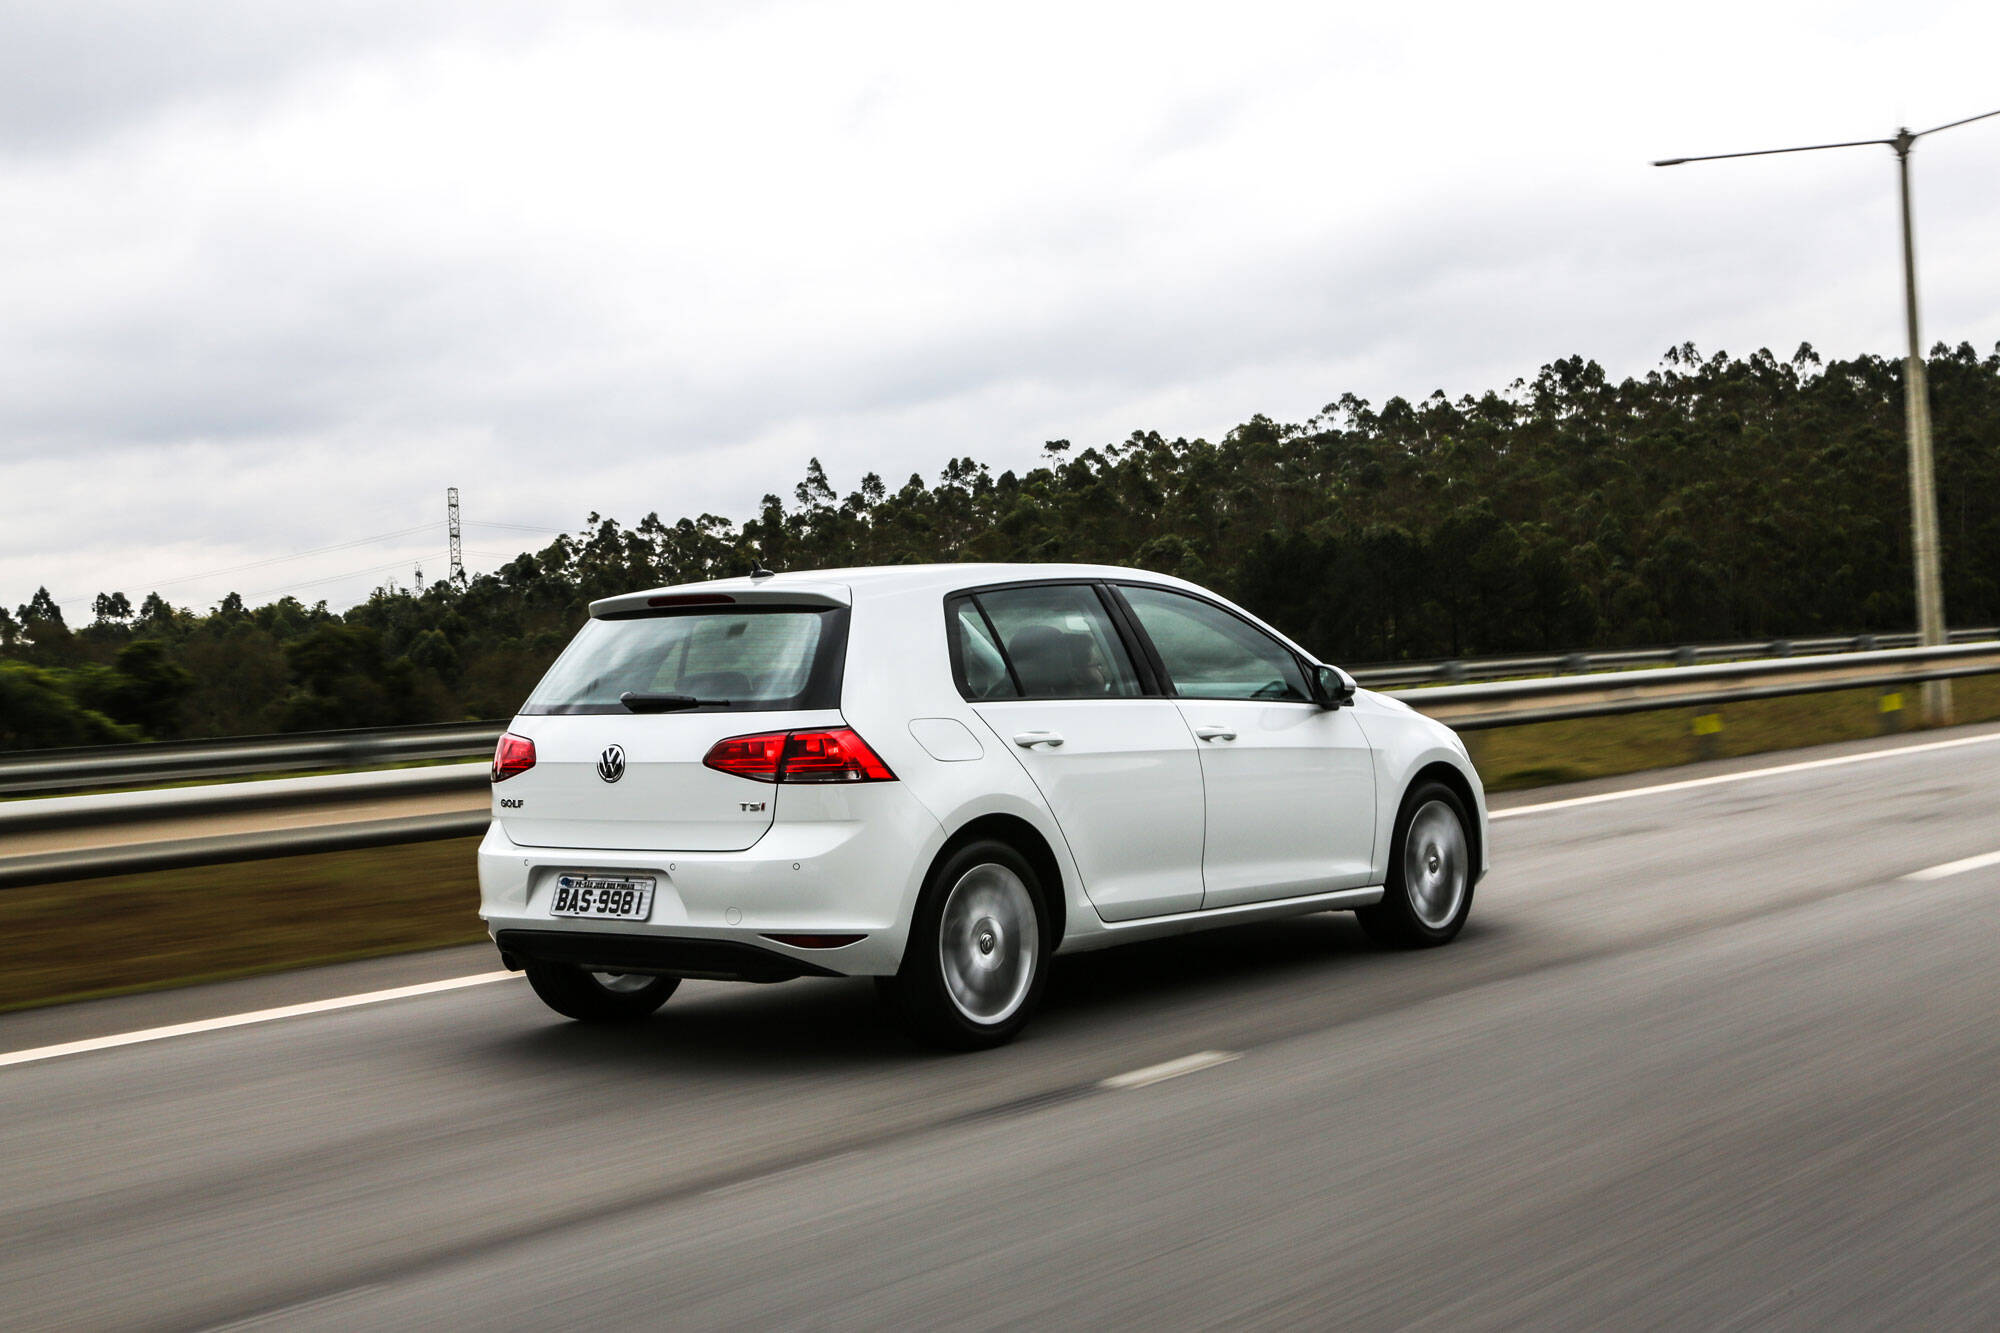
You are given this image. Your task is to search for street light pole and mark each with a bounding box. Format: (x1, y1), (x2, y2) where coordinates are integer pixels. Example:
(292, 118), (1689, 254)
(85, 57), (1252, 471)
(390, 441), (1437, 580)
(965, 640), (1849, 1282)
(1654, 107), (1999, 726)
(1892, 130), (1950, 723)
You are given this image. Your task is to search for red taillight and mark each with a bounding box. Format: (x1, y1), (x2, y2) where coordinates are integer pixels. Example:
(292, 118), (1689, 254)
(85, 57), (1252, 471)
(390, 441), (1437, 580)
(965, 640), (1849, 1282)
(703, 727), (896, 784)
(702, 732), (788, 783)
(780, 728), (897, 783)
(492, 732), (536, 783)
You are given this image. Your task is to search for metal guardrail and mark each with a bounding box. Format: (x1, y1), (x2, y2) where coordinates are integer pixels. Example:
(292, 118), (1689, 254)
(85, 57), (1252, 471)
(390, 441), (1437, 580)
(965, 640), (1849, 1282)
(0, 763), (488, 834)
(0, 812), (490, 890)
(0, 720), (505, 799)
(1404, 640), (2000, 730)
(3, 639), (2000, 889)
(1346, 626), (1999, 688)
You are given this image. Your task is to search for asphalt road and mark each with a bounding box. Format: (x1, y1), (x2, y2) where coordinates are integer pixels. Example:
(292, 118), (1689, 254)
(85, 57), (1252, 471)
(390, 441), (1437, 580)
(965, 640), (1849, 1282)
(5, 725), (2000, 1329)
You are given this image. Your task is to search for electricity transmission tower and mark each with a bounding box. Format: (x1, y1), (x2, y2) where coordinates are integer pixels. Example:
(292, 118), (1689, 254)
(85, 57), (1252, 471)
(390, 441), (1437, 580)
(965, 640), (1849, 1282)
(447, 488), (464, 584)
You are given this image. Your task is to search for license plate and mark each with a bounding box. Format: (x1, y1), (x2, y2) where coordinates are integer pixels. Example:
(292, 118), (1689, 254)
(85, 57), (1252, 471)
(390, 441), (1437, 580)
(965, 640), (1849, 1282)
(549, 874), (655, 921)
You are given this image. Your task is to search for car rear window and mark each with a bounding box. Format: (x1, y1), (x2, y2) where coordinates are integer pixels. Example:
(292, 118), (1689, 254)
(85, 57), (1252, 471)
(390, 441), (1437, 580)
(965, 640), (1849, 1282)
(519, 606), (846, 715)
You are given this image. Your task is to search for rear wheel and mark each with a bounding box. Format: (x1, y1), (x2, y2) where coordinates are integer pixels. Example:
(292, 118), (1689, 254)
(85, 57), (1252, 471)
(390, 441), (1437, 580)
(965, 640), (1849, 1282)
(524, 962), (680, 1023)
(884, 839), (1048, 1049)
(1356, 781), (1474, 948)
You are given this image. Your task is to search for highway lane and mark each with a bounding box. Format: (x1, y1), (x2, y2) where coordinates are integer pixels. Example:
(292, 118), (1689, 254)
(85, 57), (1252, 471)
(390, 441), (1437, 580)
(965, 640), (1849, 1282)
(3, 725), (1999, 1328)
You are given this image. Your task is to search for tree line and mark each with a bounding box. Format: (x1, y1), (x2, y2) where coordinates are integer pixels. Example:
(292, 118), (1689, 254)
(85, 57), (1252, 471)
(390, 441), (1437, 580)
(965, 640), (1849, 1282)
(6, 341), (2000, 750)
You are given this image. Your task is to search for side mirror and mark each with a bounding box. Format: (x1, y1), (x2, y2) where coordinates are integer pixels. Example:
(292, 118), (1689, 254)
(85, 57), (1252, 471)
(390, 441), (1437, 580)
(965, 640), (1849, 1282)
(1313, 664), (1356, 709)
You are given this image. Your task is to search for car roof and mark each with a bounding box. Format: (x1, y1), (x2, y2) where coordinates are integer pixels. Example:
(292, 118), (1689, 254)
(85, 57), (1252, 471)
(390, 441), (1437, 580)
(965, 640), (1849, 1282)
(589, 563), (1208, 614)
(587, 562), (1322, 665)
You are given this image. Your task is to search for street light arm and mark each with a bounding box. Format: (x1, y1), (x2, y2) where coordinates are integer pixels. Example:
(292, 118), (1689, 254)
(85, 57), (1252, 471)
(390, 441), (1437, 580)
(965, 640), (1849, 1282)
(1913, 107), (2000, 139)
(1652, 137), (1893, 167)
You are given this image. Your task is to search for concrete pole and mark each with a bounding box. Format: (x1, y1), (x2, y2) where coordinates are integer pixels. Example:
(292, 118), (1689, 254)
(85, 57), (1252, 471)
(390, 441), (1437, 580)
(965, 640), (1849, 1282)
(1893, 129), (1952, 724)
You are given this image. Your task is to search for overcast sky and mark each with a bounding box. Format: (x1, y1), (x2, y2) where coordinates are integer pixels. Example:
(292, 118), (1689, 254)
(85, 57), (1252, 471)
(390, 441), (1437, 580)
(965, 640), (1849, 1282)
(4, 0), (1998, 618)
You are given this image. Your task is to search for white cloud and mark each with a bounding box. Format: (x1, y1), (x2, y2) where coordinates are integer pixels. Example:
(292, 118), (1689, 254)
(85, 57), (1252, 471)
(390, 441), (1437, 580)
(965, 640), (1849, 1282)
(4, 0), (1999, 615)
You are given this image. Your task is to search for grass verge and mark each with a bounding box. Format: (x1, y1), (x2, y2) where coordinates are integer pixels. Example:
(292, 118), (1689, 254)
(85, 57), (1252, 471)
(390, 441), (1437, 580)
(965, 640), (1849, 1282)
(7, 676), (2000, 1014)
(1468, 676), (2000, 790)
(0, 837), (484, 1013)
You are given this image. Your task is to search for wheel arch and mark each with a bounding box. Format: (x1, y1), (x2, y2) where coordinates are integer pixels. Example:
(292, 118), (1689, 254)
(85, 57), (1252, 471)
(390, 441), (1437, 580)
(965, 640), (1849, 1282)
(929, 812), (1067, 949)
(1404, 759), (1484, 884)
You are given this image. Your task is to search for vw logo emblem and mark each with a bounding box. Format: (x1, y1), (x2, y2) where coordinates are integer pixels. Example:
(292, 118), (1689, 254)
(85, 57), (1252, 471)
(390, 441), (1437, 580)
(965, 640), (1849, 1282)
(596, 744), (626, 783)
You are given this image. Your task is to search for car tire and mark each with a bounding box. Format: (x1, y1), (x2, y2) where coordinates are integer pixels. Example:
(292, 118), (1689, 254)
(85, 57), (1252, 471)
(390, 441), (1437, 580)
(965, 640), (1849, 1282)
(884, 839), (1050, 1050)
(524, 963), (680, 1023)
(1356, 780), (1475, 949)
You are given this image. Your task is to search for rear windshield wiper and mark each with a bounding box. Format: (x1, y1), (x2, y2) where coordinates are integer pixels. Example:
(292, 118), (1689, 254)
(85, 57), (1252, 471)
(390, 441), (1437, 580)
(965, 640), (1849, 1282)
(618, 692), (727, 713)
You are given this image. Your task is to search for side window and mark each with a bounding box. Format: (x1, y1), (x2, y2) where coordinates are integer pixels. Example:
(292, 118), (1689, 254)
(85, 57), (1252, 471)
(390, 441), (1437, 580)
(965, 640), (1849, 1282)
(970, 585), (1142, 699)
(1120, 585), (1310, 702)
(951, 599), (1019, 699)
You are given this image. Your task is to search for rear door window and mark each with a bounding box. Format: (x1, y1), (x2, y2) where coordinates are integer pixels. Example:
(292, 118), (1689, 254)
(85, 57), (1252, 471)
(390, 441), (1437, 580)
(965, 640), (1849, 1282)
(953, 585), (1142, 700)
(521, 607), (845, 714)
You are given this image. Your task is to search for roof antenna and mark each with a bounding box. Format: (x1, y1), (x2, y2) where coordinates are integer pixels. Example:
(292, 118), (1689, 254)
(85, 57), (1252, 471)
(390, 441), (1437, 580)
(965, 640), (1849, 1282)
(748, 561), (776, 579)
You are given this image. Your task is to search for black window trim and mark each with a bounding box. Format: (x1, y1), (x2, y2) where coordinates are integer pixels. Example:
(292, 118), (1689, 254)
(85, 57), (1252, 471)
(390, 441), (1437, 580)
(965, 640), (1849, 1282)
(1103, 581), (1320, 706)
(942, 578), (1167, 703)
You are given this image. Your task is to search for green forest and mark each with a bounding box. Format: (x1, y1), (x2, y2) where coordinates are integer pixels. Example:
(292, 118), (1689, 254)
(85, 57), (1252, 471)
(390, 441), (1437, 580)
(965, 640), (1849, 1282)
(6, 341), (2000, 751)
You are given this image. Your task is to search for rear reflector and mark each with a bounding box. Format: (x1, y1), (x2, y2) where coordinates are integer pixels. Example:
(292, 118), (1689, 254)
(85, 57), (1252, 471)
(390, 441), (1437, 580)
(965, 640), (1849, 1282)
(703, 727), (896, 784)
(492, 732), (536, 783)
(762, 933), (868, 949)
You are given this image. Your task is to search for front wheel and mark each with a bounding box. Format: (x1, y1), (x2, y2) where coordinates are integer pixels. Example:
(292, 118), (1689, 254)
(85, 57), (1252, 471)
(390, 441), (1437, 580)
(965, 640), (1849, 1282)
(883, 839), (1049, 1050)
(1356, 781), (1475, 948)
(524, 963), (680, 1023)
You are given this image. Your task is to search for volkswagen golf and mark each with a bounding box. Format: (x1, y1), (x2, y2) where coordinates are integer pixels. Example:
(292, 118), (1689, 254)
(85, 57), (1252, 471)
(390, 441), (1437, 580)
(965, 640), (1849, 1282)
(479, 563), (1487, 1047)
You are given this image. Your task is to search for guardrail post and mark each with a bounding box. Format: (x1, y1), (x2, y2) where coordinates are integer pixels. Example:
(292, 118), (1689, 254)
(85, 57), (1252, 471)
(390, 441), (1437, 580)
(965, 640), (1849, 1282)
(1675, 646), (1697, 668)
(1562, 653), (1589, 675)
(1770, 639), (1792, 658)
(1439, 660), (1466, 683)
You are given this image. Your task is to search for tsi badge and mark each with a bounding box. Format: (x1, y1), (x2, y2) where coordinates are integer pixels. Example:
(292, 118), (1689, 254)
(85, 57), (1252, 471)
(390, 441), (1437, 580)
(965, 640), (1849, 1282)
(596, 744), (626, 784)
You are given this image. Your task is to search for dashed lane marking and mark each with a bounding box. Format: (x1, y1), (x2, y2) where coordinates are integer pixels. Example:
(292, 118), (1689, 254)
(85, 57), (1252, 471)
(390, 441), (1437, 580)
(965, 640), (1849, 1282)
(1100, 1050), (1240, 1090)
(1902, 848), (2000, 882)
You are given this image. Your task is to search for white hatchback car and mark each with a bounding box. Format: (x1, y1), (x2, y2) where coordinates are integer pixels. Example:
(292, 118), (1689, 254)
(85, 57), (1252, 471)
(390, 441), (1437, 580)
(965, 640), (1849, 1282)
(480, 563), (1487, 1047)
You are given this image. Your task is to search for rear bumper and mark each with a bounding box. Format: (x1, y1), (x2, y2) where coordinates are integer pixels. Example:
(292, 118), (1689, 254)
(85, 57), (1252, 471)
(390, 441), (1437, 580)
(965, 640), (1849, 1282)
(475, 786), (943, 978)
(494, 929), (841, 983)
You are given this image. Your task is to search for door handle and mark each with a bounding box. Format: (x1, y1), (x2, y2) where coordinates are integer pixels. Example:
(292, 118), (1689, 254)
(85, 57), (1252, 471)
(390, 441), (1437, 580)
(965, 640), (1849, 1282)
(1193, 725), (1237, 742)
(1013, 731), (1065, 749)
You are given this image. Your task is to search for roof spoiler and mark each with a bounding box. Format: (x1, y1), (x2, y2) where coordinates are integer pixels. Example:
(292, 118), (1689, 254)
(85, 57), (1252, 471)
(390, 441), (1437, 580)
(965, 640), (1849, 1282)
(588, 581), (850, 617)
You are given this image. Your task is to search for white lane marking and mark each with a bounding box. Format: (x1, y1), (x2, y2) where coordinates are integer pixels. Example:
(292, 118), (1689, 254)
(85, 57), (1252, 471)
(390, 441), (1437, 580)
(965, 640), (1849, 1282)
(706, 1151), (862, 1199)
(1491, 730), (2000, 821)
(1100, 1050), (1240, 1090)
(202, 1285), (382, 1331)
(1902, 848), (2000, 882)
(0, 972), (518, 1071)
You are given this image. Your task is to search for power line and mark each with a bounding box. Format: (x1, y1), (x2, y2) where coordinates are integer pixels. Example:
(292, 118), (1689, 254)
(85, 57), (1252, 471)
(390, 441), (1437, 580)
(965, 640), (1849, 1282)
(240, 559), (416, 603)
(50, 523), (436, 607)
(464, 520), (571, 534)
